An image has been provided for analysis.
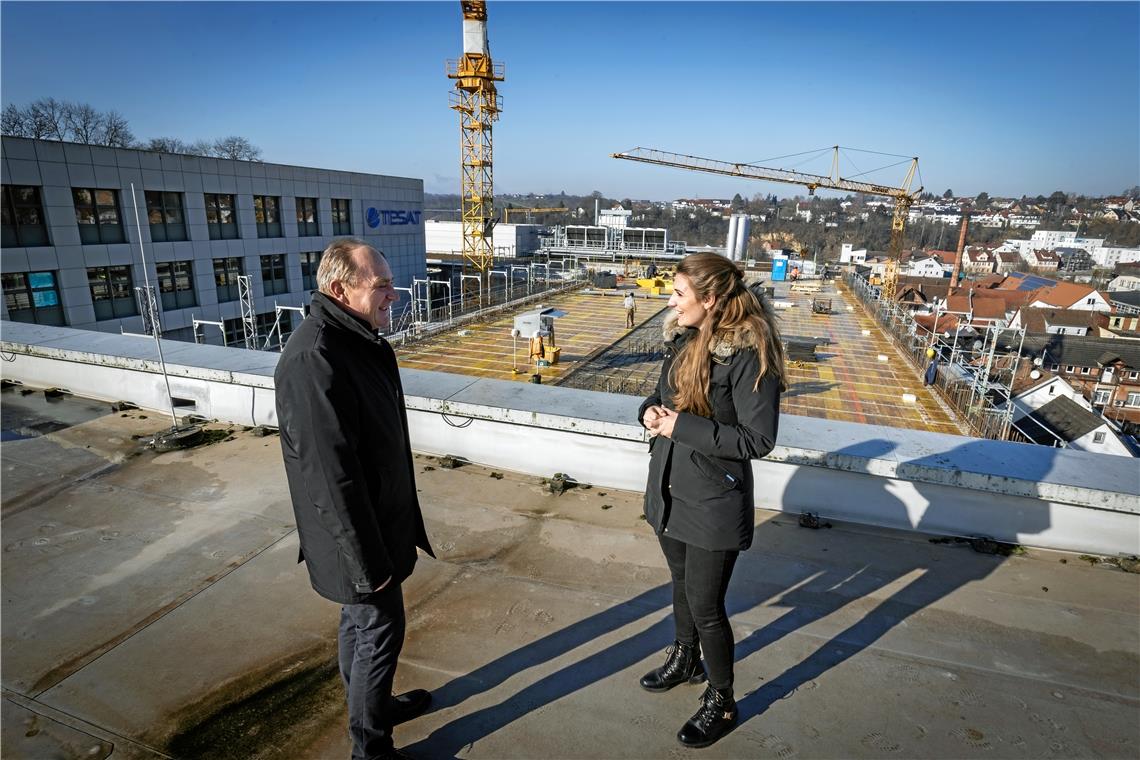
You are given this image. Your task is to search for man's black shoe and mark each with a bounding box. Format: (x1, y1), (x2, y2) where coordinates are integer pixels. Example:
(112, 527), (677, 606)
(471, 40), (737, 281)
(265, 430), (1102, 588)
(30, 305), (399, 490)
(389, 689), (432, 725)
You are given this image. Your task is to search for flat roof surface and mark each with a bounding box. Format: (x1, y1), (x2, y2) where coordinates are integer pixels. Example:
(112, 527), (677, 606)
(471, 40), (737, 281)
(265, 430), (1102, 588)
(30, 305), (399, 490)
(3, 392), (1137, 759)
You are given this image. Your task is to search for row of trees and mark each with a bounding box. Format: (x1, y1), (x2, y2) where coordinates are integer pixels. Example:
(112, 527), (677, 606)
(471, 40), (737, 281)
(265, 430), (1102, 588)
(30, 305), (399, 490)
(2, 97), (262, 161)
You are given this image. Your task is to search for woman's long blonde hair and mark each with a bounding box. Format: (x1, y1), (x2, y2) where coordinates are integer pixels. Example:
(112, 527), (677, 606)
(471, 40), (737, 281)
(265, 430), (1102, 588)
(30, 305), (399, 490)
(669, 253), (787, 417)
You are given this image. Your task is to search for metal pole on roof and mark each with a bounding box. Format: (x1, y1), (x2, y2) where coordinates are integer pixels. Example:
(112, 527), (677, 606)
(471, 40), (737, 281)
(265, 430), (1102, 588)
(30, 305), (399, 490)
(129, 184), (179, 429)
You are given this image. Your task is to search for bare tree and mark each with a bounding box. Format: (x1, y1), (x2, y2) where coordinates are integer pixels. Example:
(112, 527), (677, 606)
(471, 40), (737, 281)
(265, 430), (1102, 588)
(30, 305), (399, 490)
(145, 137), (190, 154)
(211, 135), (261, 161)
(64, 102), (105, 144)
(100, 111), (134, 148)
(1, 103), (30, 137)
(188, 139), (215, 156)
(27, 97), (69, 140)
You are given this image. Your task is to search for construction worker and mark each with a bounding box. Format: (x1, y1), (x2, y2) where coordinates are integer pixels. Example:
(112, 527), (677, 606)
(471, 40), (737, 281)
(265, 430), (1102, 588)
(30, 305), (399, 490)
(624, 292), (637, 328)
(528, 331), (545, 364)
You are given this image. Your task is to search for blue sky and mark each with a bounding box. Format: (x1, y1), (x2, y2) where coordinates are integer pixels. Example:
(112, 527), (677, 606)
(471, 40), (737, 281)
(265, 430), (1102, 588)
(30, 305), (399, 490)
(2, 1), (1137, 200)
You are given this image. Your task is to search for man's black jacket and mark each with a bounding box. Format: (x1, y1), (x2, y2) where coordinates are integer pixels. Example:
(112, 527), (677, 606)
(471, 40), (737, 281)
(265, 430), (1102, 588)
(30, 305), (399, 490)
(275, 292), (433, 604)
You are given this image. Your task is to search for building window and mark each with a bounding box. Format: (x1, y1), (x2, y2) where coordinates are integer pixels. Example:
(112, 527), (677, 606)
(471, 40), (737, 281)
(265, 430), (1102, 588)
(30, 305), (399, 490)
(205, 194), (239, 239)
(1065, 366), (1075, 373)
(1093, 389), (1111, 405)
(1127, 392), (1140, 408)
(300, 251), (322, 290)
(256, 310), (293, 347)
(2, 271), (64, 325)
(87, 265), (137, 320)
(223, 315), (248, 347)
(1128, 371), (1139, 380)
(296, 197), (320, 237)
(1081, 367), (1091, 375)
(155, 261), (196, 310)
(261, 254), (288, 295)
(1050, 364), (1059, 371)
(1093, 431), (1106, 444)
(146, 191), (187, 242)
(1, 185), (50, 247)
(73, 188), (125, 244)
(254, 196), (282, 238)
(332, 198), (352, 235)
(213, 257), (244, 302)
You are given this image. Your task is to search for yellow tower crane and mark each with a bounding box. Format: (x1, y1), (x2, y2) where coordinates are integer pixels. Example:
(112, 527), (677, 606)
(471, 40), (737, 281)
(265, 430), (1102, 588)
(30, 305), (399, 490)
(447, 1), (504, 277)
(612, 147), (922, 301)
(501, 207), (570, 224)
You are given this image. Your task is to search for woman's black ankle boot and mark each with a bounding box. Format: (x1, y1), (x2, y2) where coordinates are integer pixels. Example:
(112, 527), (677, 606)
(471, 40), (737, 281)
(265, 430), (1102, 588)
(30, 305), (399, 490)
(639, 641), (706, 692)
(677, 685), (737, 748)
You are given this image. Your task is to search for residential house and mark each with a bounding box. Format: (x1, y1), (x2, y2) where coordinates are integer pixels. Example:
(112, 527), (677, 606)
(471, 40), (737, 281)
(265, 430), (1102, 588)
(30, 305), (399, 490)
(1021, 335), (1140, 433)
(1024, 249), (1060, 271)
(1107, 291), (1140, 316)
(1009, 390), (1132, 457)
(1102, 312), (1140, 337)
(961, 245), (997, 274)
(1027, 281), (1111, 313)
(994, 250), (1022, 274)
(902, 254), (948, 279)
(1010, 307), (1102, 337)
(1103, 274), (1140, 293)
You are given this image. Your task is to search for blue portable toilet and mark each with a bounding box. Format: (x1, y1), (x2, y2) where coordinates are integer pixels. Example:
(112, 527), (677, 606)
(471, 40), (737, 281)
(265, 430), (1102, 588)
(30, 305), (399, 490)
(771, 257), (788, 282)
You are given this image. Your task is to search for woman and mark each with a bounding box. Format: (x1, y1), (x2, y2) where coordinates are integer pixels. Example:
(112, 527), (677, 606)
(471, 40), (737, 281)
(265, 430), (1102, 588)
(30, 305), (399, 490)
(638, 252), (786, 749)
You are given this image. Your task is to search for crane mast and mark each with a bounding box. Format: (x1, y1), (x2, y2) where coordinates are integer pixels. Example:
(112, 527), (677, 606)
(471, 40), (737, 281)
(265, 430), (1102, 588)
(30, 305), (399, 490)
(612, 147), (922, 300)
(447, 1), (504, 276)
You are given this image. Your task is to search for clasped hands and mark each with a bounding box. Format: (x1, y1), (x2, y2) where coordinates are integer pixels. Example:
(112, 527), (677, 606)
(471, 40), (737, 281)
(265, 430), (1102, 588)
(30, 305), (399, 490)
(643, 404), (678, 439)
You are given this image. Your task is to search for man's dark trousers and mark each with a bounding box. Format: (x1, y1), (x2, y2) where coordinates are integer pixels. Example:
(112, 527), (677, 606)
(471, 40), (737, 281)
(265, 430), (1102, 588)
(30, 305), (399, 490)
(338, 583), (406, 759)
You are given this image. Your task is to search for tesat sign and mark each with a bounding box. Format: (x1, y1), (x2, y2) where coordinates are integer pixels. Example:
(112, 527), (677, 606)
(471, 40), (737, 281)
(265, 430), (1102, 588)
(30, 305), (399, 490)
(366, 207), (421, 228)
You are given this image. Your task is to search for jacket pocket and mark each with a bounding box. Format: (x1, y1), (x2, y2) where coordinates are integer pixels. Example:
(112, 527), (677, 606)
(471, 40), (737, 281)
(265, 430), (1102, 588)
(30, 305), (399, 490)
(689, 450), (744, 491)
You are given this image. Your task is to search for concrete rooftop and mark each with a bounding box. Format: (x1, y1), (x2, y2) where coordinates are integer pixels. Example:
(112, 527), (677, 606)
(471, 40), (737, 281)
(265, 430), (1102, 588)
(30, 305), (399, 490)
(2, 390), (1138, 759)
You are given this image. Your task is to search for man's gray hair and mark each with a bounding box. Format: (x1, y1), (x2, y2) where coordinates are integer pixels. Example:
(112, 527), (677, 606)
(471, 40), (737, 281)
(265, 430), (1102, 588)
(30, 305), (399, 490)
(317, 237), (385, 294)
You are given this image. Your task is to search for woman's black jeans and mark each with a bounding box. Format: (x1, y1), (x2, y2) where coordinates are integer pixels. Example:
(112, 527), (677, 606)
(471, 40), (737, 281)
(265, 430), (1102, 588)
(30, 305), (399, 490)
(658, 533), (739, 691)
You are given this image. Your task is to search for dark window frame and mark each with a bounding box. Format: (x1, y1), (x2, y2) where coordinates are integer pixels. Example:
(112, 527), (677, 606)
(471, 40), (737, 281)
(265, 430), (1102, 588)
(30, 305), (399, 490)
(332, 198), (352, 235)
(145, 191), (188, 242)
(213, 256), (244, 302)
(73, 188), (125, 244)
(2, 270), (64, 325)
(296, 197), (320, 237)
(205, 193), (239, 240)
(260, 253), (288, 296)
(254, 195), (282, 238)
(2, 185), (51, 247)
(87, 264), (138, 320)
(155, 260), (197, 310)
(300, 250), (322, 291)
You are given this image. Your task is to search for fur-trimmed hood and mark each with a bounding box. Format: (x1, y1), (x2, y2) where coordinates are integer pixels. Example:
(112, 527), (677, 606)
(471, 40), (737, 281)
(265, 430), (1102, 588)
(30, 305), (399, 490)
(662, 310), (763, 360)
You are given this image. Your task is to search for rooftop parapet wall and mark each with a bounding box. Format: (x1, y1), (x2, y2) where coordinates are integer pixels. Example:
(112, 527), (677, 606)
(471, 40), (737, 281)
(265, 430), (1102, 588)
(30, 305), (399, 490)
(3, 321), (1137, 555)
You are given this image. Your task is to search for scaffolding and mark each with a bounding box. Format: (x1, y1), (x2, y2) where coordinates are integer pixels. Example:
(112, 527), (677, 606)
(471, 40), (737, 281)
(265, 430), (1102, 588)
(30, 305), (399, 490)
(237, 274), (257, 350)
(133, 285), (162, 337)
(846, 271), (1024, 440)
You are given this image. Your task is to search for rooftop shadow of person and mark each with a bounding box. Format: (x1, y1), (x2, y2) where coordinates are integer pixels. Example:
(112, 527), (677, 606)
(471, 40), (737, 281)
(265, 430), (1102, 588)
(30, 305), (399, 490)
(732, 436), (1055, 729)
(405, 556), (800, 758)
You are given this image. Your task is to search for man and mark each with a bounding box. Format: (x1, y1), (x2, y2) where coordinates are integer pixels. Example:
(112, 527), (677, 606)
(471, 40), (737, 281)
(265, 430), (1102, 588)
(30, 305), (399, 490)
(624, 291), (637, 328)
(275, 238), (434, 759)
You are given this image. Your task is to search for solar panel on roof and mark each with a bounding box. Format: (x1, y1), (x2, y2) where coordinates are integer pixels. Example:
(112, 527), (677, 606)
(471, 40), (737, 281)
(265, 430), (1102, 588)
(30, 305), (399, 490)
(1016, 275), (1056, 291)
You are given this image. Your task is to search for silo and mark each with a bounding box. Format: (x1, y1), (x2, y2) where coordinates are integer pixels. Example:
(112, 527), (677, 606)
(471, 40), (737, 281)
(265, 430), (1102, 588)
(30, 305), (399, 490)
(734, 214), (751, 261)
(724, 215), (739, 260)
